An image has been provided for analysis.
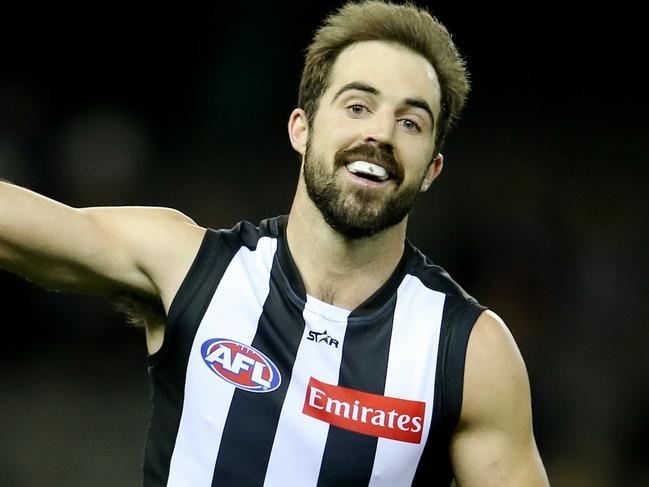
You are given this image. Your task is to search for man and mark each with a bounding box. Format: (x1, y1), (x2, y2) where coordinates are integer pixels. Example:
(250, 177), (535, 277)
(0, 1), (549, 485)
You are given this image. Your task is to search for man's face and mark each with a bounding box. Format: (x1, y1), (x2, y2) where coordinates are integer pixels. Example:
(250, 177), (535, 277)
(303, 40), (442, 239)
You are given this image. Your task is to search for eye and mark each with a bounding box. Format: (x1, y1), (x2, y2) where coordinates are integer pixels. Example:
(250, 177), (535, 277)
(399, 118), (421, 133)
(346, 103), (368, 116)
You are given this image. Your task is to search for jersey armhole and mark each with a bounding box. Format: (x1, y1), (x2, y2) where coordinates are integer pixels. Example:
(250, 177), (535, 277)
(440, 302), (487, 429)
(411, 299), (487, 486)
(147, 228), (221, 367)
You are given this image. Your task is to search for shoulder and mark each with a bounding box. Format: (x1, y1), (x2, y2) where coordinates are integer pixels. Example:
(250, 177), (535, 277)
(80, 205), (203, 241)
(460, 310), (530, 428)
(82, 205), (207, 296)
(92, 206), (207, 269)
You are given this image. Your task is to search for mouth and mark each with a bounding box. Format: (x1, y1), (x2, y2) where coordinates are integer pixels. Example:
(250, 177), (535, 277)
(344, 160), (392, 183)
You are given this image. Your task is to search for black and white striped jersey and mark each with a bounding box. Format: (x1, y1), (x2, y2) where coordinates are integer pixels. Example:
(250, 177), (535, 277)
(143, 215), (486, 487)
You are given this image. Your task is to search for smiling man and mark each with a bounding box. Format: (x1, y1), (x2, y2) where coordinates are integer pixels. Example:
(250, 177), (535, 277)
(0, 1), (548, 486)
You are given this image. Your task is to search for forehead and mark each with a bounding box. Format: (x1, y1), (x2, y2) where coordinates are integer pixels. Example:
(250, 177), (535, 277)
(327, 40), (441, 116)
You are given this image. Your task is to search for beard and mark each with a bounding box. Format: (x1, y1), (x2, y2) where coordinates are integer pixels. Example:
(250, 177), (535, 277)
(303, 138), (424, 239)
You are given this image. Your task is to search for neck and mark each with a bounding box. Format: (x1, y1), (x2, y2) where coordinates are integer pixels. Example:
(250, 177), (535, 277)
(286, 178), (407, 310)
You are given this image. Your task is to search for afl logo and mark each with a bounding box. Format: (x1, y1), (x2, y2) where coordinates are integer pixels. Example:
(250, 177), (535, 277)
(201, 338), (281, 393)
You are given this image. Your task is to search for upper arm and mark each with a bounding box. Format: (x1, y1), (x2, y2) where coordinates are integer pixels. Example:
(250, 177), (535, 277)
(450, 310), (549, 487)
(0, 185), (205, 309)
(79, 206), (206, 310)
(1, 182), (207, 355)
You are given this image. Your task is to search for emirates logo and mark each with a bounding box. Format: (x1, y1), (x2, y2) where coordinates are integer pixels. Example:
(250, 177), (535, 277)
(302, 377), (425, 443)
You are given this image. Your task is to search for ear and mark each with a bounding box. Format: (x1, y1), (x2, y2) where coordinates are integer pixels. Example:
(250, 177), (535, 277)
(288, 108), (309, 156)
(420, 153), (444, 192)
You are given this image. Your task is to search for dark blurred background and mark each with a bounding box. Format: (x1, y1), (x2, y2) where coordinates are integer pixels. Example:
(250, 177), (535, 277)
(0, 2), (646, 486)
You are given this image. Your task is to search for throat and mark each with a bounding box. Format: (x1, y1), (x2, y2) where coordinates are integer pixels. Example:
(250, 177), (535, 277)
(285, 208), (408, 311)
(307, 280), (376, 311)
(315, 286), (338, 306)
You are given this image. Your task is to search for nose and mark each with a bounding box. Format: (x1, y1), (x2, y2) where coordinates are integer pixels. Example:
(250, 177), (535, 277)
(362, 110), (395, 146)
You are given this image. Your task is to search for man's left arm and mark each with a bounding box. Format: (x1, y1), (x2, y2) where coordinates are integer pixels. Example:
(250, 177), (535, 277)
(450, 310), (550, 486)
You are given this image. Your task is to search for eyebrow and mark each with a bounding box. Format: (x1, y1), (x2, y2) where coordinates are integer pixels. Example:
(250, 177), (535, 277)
(331, 81), (436, 129)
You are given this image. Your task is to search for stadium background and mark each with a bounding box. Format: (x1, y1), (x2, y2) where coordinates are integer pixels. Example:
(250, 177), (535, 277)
(0, 2), (646, 485)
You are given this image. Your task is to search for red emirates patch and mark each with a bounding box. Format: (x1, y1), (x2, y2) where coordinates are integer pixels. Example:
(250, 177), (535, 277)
(302, 377), (426, 444)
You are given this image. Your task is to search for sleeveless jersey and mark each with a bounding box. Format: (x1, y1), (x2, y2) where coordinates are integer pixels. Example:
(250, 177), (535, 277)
(143, 215), (486, 486)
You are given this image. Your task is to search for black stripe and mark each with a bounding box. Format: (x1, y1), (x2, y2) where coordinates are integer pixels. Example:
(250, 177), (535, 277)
(316, 300), (396, 486)
(411, 296), (485, 486)
(275, 217), (307, 300)
(143, 229), (239, 487)
(211, 254), (306, 486)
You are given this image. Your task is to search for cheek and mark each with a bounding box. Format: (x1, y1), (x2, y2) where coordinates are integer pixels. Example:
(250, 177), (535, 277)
(328, 122), (360, 149)
(307, 133), (337, 170)
(310, 125), (358, 161)
(316, 110), (362, 144)
(396, 142), (432, 174)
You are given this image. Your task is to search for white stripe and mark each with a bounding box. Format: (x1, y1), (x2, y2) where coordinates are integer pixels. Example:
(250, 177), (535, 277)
(166, 237), (277, 487)
(369, 274), (445, 487)
(262, 295), (351, 487)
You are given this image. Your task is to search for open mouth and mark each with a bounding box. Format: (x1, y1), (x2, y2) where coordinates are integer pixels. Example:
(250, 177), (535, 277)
(345, 160), (391, 183)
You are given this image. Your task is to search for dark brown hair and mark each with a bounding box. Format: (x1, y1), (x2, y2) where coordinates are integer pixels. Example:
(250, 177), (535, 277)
(298, 0), (470, 154)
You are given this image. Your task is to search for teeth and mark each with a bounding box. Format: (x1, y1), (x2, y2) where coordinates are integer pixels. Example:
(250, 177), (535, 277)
(346, 160), (389, 181)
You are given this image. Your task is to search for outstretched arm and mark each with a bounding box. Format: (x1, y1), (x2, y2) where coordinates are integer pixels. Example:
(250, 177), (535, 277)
(450, 310), (549, 486)
(0, 180), (206, 351)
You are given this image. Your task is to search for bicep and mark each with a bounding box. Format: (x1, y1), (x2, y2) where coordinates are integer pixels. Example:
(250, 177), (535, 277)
(451, 420), (546, 486)
(0, 198), (150, 295)
(450, 311), (549, 487)
(1, 196), (199, 300)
